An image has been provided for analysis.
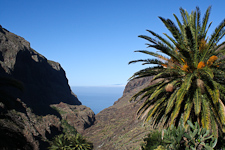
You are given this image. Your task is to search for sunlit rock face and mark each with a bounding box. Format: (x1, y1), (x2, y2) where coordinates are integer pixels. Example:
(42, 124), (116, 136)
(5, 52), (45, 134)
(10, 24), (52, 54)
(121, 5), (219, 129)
(83, 76), (154, 150)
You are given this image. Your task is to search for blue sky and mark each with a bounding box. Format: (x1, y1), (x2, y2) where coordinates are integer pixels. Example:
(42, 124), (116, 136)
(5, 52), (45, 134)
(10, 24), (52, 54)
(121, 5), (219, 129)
(1, 0), (225, 86)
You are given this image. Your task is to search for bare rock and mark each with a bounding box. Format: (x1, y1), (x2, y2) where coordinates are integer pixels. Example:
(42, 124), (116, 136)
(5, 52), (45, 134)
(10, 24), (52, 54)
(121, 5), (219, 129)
(0, 26), (95, 149)
(51, 102), (95, 133)
(0, 106), (63, 150)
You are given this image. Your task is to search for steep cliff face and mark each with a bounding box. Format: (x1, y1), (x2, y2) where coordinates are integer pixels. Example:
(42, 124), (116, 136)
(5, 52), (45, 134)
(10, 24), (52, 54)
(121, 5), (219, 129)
(0, 25), (81, 115)
(84, 77), (154, 150)
(0, 26), (95, 149)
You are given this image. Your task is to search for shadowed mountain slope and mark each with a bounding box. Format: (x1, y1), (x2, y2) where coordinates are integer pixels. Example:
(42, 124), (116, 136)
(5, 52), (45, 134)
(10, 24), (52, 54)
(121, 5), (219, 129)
(0, 25), (81, 116)
(0, 25), (95, 149)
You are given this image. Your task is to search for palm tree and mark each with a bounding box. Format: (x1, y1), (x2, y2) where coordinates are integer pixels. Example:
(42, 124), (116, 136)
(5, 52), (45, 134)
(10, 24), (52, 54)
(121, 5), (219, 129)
(129, 6), (225, 136)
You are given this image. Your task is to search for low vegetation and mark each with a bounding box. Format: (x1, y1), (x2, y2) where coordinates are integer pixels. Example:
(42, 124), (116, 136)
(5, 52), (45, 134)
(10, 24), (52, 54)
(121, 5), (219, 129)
(141, 120), (225, 150)
(48, 120), (93, 150)
(48, 133), (93, 150)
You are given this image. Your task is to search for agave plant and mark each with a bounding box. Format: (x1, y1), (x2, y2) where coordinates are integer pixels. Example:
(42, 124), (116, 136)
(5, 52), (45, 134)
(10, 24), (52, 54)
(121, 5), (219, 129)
(48, 134), (71, 150)
(162, 120), (217, 150)
(129, 6), (225, 136)
(163, 124), (186, 149)
(49, 133), (93, 150)
(69, 133), (93, 150)
(184, 120), (217, 150)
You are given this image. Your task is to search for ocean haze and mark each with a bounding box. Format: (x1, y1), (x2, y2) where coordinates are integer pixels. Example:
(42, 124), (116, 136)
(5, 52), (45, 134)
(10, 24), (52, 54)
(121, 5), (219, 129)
(72, 86), (125, 114)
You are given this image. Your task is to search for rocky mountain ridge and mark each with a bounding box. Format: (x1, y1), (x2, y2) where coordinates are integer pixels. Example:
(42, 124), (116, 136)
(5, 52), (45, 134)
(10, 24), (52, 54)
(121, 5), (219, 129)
(0, 25), (82, 115)
(0, 26), (95, 149)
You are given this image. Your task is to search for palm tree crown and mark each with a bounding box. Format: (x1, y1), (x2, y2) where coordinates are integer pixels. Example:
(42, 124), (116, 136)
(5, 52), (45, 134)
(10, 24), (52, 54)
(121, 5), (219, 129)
(129, 6), (225, 136)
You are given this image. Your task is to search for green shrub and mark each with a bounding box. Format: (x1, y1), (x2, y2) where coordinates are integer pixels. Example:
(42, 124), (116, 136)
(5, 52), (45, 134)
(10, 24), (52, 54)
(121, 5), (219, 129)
(48, 133), (93, 150)
(163, 124), (186, 150)
(48, 134), (71, 150)
(61, 119), (77, 135)
(49, 120), (93, 150)
(141, 130), (165, 150)
(142, 120), (218, 150)
(68, 133), (93, 150)
(184, 120), (217, 150)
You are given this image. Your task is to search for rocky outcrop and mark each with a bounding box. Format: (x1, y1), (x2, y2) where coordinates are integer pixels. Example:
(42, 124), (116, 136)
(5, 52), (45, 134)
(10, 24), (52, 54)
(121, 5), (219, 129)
(0, 100), (63, 150)
(0, 26), (95, 149)
(0, 25), (81, 116)
(84, 77), (154, 150)
(0, 100), (95, 150)
(51, 102), (95, 134)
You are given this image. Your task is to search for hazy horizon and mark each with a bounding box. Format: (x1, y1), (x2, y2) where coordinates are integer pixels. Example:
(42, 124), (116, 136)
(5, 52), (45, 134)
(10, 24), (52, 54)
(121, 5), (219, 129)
(72, 86), (125, 114)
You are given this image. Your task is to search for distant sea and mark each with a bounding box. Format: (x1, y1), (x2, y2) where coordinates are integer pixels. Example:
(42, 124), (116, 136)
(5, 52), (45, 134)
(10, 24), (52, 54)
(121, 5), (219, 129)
(71, 86), (125, 114)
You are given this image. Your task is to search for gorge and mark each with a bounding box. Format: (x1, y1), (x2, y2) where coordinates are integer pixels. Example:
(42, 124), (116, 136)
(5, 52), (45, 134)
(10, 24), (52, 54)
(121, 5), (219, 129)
(0, 25), (151, 150)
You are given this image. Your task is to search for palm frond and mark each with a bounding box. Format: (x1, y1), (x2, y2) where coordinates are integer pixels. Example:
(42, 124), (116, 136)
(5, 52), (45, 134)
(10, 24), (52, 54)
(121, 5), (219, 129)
(218, 99), (225, 126)
(203, 19), (225, 61)
(147, 30), (175, 50)
(130, 81), (163, 101)
(129, 66), (163, 80)
(159, 17), (183, 44)
(200, 6), (211, 37)
(145, 97), (167, 122)
(201, 98), (211, 130)
(132, 50), (169, 61)
(179, 7), (188, 26)
(165, 89), (178, 115)
(194, 87), (202, 115)
(170, 73), (194, 125)
(173, 13), (184, 35)
(128, 59), (164, 65)
(183, 97), (193, 124)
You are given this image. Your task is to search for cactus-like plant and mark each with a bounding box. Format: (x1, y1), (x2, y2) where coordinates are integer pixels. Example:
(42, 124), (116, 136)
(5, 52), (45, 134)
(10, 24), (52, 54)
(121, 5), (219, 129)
(163, 124), (186, 150)
(141, 120), (218, 150)
(184, 120), (217, 150)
